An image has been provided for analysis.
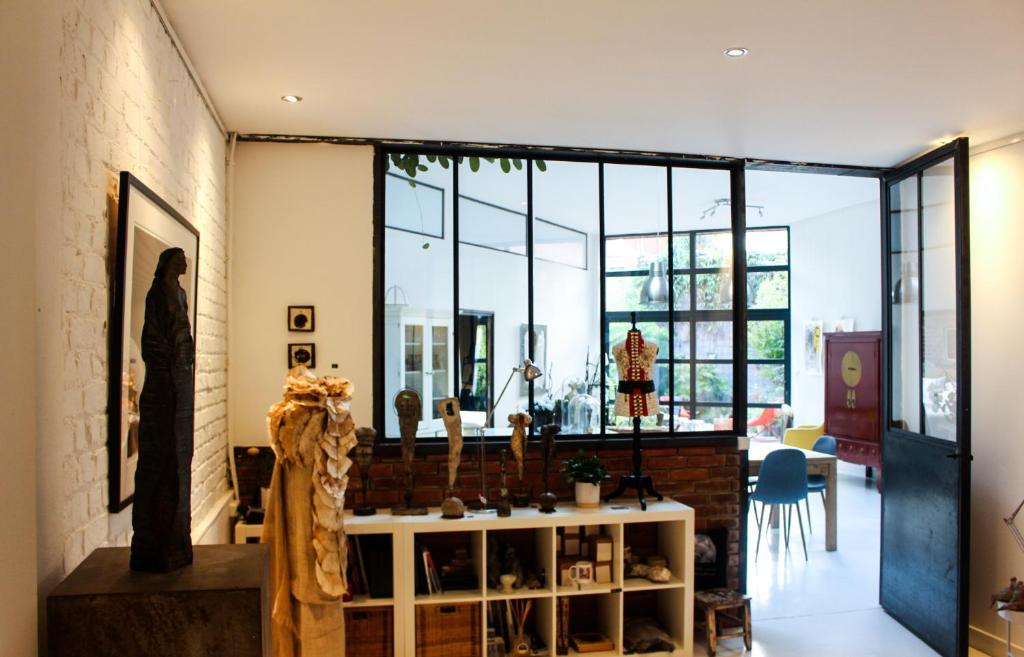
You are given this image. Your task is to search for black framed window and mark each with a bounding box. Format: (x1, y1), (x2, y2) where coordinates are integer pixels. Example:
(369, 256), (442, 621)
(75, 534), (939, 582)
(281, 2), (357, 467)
(604, 228), (789, 435)
(376, 148), (747, 442)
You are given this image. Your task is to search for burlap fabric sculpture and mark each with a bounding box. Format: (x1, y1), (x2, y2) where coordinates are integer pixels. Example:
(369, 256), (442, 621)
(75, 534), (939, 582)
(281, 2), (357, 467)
(263, 367), (357, 657)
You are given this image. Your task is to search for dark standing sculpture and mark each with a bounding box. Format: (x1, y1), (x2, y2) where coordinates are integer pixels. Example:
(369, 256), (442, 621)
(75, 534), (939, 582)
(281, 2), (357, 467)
(538, 424), (559, 514)
(131, 248), (195, 572)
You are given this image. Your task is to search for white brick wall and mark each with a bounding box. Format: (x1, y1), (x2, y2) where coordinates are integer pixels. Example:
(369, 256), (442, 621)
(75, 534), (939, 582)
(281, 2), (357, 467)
(58, 0), (228, 574)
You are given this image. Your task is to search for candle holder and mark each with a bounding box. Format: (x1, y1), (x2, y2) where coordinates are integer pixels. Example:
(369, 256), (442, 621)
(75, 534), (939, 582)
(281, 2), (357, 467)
(353, 427), (377, 516)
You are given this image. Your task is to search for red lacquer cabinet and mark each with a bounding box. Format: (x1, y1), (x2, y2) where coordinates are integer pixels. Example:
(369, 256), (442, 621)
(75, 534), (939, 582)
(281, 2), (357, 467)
(824, 331), (882, 487)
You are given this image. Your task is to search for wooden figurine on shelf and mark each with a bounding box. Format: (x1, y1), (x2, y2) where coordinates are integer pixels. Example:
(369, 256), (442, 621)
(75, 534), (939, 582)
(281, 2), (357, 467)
(496, 448), (512, 517)
(439, 397), (466, 519)
(509, 412), (532, 507)
(393, 389), (428, 515)
(539, 424), (559, 514)
(353, 427), (377, 516)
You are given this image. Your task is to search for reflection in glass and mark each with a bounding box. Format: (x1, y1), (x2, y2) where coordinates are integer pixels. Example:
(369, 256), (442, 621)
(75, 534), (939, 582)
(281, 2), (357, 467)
(384, 154), (454, 436)
(890, 176), (921, 432)
(921, 162), (957, 441)
(459, 159), (528, 435)
(532, 160), (601, 432)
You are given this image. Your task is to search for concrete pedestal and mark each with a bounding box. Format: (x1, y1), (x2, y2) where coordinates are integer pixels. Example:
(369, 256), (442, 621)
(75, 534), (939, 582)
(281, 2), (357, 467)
(47, 544), (270, 657)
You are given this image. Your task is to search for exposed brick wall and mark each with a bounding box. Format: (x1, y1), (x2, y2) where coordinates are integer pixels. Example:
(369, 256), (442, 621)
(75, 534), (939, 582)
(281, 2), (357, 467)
(349, 444), (741, 589)
(56, 0), (228, 574)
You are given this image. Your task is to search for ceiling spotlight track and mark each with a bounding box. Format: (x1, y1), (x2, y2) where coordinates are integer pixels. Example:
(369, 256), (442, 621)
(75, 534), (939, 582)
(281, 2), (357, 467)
(700, 198), (765, 221)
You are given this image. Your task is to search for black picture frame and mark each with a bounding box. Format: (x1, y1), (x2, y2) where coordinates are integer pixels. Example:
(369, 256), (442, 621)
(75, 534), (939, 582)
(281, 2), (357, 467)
(108, 172), (200, 512)
(288, 343), (317, 369)
(288, 305), (315, 332)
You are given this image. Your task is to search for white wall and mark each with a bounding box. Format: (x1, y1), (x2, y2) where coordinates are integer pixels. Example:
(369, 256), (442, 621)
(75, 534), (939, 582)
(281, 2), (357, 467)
(968, 137), (1024, 656)
(0, 1), (55, 653)
(30, 2), (231, 651)
(230, 142), (375, 444)
(789, 199), (882, 426)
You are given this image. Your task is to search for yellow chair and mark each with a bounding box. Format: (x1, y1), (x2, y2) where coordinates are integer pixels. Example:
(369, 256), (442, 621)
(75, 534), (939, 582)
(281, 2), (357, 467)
(783, 423), (824, 450)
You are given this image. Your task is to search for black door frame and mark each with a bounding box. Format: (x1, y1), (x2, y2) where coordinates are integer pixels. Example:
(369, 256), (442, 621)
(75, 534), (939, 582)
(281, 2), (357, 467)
(879, 137), (971, 657)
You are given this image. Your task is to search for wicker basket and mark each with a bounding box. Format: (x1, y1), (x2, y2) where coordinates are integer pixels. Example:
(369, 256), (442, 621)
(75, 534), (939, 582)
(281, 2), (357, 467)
(415, 602), (481, 657)
(345, 606), (394, 657)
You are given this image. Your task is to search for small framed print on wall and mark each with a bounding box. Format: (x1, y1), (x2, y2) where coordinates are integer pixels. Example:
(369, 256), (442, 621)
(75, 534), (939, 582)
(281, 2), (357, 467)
(288, 305), (315, 332)
(288, 343), (316, 369)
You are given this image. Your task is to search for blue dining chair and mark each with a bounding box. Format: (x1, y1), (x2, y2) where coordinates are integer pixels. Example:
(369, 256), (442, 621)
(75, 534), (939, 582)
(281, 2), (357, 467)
(750, 448), (809, 560)
(805, 435), (837, 534)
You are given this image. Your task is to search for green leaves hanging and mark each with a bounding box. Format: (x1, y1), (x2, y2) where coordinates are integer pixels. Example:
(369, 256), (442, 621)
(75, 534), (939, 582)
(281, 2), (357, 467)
(384, 152), (547, 185)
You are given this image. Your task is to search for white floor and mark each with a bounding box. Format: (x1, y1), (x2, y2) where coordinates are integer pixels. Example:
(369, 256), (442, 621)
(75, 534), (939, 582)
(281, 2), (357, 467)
(692, 462), (990, 657)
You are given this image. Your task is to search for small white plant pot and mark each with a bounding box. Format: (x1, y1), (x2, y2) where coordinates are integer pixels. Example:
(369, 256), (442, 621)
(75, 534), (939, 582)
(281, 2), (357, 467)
(574, 482), (602, 509)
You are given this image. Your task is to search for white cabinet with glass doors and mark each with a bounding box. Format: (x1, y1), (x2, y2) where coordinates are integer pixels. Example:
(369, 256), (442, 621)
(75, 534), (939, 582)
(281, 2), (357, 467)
(384, 305), (453, 436)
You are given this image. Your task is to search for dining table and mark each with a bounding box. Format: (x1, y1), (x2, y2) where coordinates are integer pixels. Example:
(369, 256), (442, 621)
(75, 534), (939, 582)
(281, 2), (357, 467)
(747, 440), (838, 551)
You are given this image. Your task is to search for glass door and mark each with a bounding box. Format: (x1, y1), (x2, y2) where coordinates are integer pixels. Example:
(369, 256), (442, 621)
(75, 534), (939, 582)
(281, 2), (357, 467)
(880, 138), (970, 657)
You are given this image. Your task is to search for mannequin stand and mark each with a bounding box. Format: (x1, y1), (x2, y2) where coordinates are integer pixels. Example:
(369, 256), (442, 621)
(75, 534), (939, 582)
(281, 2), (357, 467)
(604, 417), (663, 511)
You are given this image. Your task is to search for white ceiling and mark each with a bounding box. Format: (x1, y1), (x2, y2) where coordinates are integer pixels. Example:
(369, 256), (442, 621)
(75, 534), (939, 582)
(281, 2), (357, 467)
(162, 0), (1024, 167)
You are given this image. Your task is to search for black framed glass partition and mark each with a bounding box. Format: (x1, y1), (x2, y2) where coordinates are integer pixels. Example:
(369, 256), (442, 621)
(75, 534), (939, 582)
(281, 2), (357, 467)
(376, 148), (748, 442)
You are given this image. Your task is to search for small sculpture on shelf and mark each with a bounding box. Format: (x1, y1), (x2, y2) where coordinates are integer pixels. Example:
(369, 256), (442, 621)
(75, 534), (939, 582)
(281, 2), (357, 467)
(353, 427), (377, 516)
(508, 412), (532, 507)
(538, 424), (559, 514)
(393, 389), (428, 515)
(496, 448), (512, 517)
(439, 397), (466, 519)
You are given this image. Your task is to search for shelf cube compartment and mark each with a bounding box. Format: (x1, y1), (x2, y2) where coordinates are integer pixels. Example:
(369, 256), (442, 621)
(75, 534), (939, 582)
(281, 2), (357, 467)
(556, 524), (621, 594)
(485, 527), (554, 595)
(348, 533), (395, 601)
(415, 601), (482, 657)
(623, 521), (687, 588)
(622, 589), (689, 656)
(556, 592), (621, 656)
(486, 595), (553, 657)
(413, 530), (484, 600)
(346, 605), (394, 657)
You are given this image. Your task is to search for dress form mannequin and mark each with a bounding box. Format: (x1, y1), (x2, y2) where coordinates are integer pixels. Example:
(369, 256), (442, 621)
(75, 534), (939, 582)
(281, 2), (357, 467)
(604, 313), (664, 511)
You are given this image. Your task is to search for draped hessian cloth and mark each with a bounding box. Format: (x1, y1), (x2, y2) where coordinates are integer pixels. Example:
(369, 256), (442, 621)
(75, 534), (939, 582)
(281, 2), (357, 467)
(612, 328), (659, 418)
(263, 367), (357, 657)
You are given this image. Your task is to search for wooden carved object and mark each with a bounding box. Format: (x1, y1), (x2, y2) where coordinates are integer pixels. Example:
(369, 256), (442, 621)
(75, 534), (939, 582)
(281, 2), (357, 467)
(439, 397), (466, 519)
(393, 389), (427, 515)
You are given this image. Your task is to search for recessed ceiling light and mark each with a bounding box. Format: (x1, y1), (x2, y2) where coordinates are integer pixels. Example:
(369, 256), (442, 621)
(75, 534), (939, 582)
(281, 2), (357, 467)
(723, 47), (749, 58)
(281, 95), (303, 103)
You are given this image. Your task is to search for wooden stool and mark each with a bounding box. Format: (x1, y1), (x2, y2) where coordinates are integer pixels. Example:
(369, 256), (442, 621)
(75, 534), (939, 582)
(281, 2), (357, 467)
(695, 588), (752, 656)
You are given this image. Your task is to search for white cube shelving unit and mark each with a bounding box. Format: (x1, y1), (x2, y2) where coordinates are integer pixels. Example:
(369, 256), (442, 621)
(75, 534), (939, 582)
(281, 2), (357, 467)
(343, 498), (695, 657)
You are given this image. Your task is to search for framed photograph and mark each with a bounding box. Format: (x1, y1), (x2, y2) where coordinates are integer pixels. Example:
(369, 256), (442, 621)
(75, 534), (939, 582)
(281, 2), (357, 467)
(519, 323), (547, 394)
(288, 343), (317, 369)
(288, 305), (315, 332)
(108, 172), (199, 512)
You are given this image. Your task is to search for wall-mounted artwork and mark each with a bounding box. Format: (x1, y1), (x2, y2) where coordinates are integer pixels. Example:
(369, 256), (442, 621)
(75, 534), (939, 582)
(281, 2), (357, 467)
(288, 305), (315, 332)
(108, 172), (200, 512)
(288, 343), (316, 369)
(803, 320), (824, 376)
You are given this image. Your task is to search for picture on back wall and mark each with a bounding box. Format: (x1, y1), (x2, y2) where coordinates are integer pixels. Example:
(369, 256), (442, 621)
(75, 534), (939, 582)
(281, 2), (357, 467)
(108, 172), (200, 512)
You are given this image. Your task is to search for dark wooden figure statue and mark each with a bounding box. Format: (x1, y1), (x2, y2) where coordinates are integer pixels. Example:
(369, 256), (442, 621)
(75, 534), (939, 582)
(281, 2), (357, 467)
(130, 248), (195, 572)
(538, 424), (559, 514)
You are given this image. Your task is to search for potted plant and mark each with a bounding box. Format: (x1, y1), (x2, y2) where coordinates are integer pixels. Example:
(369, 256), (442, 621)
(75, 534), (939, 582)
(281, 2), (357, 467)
(563, 450), (609, 508)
